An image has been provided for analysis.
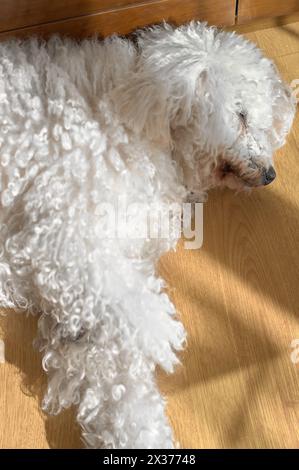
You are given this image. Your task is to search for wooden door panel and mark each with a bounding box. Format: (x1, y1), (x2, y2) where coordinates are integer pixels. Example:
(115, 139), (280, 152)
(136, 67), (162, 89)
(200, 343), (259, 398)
(0, 0), (236, 40)
(238, 0), (299, 24)
(0, 1), (142, 33)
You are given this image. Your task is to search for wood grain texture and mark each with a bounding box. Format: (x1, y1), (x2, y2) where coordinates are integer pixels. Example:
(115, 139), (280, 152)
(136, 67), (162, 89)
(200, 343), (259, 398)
(0, 1), (142, 32)
(0, 0), (236, 40)
(244, 21), (299, 58)
(238, 0), (299, 24)
(226, 12), (299, 34)
(0, 20), (299, 449)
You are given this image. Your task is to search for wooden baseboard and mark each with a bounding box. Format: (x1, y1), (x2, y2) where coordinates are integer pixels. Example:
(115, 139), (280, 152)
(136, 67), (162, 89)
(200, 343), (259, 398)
(226, 11), (299, 33)
(237, 0), (299, 25)
(0, 0), (235, 41)
(0, 0), (143, 33)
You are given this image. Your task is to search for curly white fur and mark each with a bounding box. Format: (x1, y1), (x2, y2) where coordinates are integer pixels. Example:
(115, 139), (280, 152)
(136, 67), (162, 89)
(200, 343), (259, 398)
(0, 22), (295, 448)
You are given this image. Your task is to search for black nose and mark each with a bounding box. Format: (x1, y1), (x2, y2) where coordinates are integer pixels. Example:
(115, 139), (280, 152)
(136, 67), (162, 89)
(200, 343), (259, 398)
(262, 166), (276, 185)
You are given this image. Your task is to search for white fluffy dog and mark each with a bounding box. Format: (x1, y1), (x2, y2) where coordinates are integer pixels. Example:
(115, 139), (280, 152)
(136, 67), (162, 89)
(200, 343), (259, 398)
(0, 22), (295, 448)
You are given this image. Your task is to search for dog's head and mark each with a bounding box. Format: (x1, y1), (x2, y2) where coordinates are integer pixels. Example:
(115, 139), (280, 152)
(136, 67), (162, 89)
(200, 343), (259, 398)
(177, 26), (296, 193)
(113, 23), (296, 194)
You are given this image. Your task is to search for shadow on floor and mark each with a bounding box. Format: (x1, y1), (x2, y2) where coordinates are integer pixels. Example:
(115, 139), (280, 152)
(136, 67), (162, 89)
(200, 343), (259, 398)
(0, 310), (82, 448)
(158, 167), (299, 446)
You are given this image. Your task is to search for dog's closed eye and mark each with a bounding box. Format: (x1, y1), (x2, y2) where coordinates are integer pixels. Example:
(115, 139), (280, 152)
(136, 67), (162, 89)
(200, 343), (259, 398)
(238, 110), (247, 127)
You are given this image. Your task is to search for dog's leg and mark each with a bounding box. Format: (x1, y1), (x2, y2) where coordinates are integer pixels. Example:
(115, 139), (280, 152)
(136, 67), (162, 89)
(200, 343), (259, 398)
(34, 255), (185, 448)
(38, 304), (176, 449)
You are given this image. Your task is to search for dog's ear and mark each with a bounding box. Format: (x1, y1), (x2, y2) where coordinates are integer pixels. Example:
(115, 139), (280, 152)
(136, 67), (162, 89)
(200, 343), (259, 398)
(110, 23), (212, 143)
(111, 71), (172, 144)
(271, 78), (296, 149)
(111, 65), (209, 145)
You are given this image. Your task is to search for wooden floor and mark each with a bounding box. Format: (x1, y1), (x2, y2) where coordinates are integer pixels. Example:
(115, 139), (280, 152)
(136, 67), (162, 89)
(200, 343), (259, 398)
(1, 20), (299, 448)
